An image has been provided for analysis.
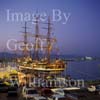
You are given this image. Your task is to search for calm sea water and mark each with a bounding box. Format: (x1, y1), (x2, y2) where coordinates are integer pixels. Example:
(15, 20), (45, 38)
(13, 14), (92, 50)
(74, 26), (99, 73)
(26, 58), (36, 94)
(65, 61), (100, 80)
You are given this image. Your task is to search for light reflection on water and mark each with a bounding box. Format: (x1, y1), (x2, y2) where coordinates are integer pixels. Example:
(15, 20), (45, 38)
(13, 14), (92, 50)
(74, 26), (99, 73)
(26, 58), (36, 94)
(0, 59), (100, 80)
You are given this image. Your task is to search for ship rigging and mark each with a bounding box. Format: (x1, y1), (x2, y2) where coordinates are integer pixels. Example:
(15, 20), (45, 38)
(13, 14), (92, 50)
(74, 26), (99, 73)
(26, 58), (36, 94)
(17, 15), (67, 75)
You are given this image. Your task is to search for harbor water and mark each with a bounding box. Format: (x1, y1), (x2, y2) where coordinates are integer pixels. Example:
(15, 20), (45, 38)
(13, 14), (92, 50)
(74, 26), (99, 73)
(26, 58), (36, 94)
(66, 61), (100, 80)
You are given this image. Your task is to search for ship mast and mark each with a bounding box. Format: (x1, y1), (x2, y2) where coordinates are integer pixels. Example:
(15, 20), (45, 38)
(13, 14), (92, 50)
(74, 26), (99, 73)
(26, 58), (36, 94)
(34, 15), (40, 60)
(21, 22), (29, 57)
(43, 17), (56, 63)
(32, 16), (55, 62)
(46, 17), (52, 63)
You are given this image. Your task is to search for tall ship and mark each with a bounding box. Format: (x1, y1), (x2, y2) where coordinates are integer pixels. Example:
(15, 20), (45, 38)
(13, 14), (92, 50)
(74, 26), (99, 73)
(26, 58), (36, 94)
(17, 15), (67, 77)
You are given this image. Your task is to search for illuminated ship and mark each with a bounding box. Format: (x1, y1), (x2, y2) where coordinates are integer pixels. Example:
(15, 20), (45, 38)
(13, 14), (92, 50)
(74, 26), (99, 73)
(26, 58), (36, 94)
(18, 16), (67, 75)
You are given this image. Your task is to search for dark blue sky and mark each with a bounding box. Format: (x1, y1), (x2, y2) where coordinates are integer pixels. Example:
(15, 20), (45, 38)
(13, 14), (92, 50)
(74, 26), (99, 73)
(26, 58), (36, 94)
(0, 0), (100, 56)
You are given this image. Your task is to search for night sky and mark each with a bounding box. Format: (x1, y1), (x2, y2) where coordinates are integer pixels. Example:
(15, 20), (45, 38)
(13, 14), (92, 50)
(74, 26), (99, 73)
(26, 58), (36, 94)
(0, 0), (100, 57)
